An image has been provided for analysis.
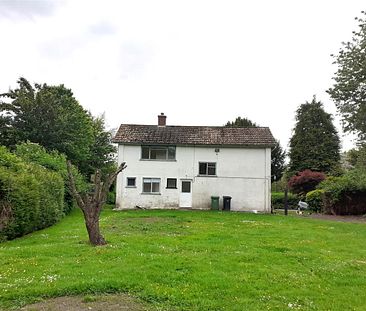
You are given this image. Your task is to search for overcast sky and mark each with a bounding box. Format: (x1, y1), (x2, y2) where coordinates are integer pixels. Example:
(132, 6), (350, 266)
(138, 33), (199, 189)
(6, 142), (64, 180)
(0, 0), (364, 151)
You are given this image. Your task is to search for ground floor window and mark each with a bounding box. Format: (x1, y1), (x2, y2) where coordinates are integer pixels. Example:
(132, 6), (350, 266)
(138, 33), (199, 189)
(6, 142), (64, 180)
(166, 178), (177, 189)
(126, 177), (136, 187)
(143, 178), (161, 193)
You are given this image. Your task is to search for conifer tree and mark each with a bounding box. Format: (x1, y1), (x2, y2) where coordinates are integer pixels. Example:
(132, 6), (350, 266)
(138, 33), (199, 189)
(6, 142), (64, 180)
(288, 97), (340, 175)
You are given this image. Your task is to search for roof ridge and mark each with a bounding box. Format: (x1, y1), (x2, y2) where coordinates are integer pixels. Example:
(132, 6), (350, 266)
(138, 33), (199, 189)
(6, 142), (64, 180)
(119, 124), (270, 129)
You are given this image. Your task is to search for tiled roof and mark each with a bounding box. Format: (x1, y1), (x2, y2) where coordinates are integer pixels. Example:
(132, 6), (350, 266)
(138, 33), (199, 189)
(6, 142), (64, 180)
(112, 124), (276, 147)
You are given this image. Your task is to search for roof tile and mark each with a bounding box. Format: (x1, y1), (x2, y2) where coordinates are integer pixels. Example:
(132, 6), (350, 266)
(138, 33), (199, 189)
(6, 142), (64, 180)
(113, 124), (276, 147)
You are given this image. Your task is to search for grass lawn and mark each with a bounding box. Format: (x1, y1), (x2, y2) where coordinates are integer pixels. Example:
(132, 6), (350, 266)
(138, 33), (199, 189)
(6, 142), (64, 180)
(1, 208), (366, 310)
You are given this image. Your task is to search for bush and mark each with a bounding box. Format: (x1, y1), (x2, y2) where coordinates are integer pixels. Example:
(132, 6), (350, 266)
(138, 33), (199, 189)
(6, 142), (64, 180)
(0, 146), (64, 241)
(107, 191), (116, 205)
(271, 192), (299, 210)
(318, 169), (366, 215)
(288, 170), (326, 195)
(15, 142), (88, 214)
(305, 189), (325, 213)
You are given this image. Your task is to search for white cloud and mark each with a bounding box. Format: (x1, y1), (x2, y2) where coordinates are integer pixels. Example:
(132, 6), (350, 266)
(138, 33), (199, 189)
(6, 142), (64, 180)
(0, 0), (364, 151)
(0, 0), (62, 19)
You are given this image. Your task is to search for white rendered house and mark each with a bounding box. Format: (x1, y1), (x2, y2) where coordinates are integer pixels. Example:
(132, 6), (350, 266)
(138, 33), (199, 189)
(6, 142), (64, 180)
(113, 114), (275, 212)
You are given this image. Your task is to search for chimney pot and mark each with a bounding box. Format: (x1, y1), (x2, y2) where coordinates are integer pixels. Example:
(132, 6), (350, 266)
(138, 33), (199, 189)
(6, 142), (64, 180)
(158, 113), (167, 126)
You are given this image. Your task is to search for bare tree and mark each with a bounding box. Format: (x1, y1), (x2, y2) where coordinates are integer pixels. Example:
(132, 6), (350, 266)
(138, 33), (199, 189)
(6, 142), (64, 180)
(66, 161), (127, 246)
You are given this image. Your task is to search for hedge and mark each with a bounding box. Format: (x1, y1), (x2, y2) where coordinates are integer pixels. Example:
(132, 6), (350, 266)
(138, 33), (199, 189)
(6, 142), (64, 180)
(0, 146), (64, 241)
(318, 170), (366, 215)
(305, 189), (325, 213)
(271, 192), (299, 210)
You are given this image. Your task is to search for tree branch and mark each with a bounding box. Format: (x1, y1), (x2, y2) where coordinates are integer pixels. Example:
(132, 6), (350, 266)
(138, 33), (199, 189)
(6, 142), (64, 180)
(101, 162), (127, 202)
(66, 160), (85, 210)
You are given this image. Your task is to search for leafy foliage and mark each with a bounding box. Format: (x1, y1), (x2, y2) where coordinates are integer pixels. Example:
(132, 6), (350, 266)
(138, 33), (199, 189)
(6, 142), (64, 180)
(318, 170), (366, 215)
(327, 11), (366, 142)
(343, 146), (366, 169)
(271, 192), (298, 210)
(318, 169), (366, 203)
(271, 140), (286, 182)
(288, 97), (341, 175)
(0, 146), (64, 241)
(225, 116), (259, 127)
(14, 142), (88, 214)
(88, 115), (117, 176)
(0, 78), (116, 176)
(305, 189), (325, 213)
(288, 169), (326, 195)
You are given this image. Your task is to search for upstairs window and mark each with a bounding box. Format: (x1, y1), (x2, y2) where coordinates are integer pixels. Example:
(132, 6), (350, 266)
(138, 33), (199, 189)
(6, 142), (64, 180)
(141, 146), (176, 160)
(199, 162), (216, 176)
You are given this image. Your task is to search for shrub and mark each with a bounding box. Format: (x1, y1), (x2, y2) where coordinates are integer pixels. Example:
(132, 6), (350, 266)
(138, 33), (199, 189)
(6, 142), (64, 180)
(15, 142), (88, 214)
(0, 146), (64, 241)
(288, 170), (326, 195)
(107, 191), (116, 205)
(271, 192), (299, 210)
(318, 169), (366, 215)
(305, 189), (325, 213)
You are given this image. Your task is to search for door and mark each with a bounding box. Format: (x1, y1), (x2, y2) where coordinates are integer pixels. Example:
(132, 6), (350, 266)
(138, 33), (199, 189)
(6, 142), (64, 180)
(179, 180), (192, 208)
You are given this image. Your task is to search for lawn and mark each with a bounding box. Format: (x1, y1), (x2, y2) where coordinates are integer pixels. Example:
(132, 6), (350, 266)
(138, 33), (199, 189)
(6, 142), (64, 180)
(1, 208), (366, 310)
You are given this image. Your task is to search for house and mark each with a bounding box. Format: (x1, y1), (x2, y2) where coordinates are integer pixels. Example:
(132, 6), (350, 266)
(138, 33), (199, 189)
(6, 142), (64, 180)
(112, 113), (276, 212)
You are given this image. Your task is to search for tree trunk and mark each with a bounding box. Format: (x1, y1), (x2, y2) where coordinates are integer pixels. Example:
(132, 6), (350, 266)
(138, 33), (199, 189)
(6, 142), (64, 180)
(84, 212), (106, 245)
(66, 161), (127, 247)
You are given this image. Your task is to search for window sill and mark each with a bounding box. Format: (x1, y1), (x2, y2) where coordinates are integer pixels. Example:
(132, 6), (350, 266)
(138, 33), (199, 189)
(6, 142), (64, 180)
(125, 186), (137, 188)
(140, 159), (177, 162)
(166, 187), (177, 189)
(141, 192), (161, 195)
(197, 175), (217, 178)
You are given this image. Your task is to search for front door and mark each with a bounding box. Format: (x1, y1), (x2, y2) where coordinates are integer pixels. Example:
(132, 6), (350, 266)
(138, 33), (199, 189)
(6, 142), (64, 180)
(179, 180), (192, 208)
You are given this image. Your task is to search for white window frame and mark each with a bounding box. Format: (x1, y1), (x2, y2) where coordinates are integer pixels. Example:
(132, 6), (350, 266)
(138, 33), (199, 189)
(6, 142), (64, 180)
(142, 178), (161, 194)
(126, 177), (136, 188)
(141, 145), (176, 160)
(198, 162), (217, 176)
(166, 178), (177, 189)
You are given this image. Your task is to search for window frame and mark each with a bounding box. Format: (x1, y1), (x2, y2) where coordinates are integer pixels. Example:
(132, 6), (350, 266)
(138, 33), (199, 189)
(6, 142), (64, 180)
(142, 178), (161, 194)
(141, 145), (176, 161)
(166, 178), (177, 189)
(198, 162), (217, 176)
(126, 177), (136, 188)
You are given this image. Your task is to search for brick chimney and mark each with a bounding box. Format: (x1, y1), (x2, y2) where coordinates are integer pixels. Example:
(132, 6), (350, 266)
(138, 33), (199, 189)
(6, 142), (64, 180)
(158, 113), (167, 126)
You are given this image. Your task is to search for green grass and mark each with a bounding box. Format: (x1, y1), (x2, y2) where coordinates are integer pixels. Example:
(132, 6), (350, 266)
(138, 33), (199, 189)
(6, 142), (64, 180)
(1, 208), (366, 310)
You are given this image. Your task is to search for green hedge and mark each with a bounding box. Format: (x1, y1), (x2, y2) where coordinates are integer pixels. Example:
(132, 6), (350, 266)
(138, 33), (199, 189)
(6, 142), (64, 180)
(271, 192), (299, 210)
(318, 170), (366, 215)
(0, 146), (64, 241)
(305, 189), (325, 213)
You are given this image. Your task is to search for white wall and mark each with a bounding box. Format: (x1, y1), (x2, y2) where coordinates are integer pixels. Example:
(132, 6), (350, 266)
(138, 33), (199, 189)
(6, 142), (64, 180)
(116, 144), (271, 212)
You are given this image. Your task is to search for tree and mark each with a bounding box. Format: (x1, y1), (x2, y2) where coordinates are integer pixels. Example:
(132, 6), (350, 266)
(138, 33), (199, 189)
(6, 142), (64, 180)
(225, 116), (286, 181)
(271, 140), (286, 182)
(288, 97), (341, 175)
(225, 116), (259, 127)
(66, 161), (127, 246)
(88, 115), (117, 176)
(0, 78), (115, 176)
(327, 11), (366, 142)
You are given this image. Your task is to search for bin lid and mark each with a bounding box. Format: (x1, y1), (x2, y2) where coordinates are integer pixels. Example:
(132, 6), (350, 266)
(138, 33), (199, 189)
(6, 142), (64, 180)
(211, 196), (219, 199)
(223, 196), (232, 199)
